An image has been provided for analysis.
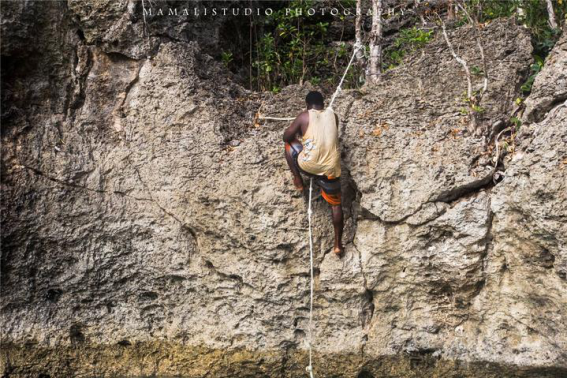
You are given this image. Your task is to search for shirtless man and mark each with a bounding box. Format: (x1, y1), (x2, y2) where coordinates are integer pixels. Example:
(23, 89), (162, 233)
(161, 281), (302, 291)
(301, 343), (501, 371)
(283, 91), (344, 257)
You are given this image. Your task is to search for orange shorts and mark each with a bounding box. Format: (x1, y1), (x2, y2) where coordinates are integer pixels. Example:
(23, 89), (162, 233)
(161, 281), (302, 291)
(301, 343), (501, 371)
(286, 142), (341, 206)
(321, 187), (341, 206)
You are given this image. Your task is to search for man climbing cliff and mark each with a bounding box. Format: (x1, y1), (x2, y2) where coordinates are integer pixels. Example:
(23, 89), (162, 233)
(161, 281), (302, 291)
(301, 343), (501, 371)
(283, 91), (344, 257)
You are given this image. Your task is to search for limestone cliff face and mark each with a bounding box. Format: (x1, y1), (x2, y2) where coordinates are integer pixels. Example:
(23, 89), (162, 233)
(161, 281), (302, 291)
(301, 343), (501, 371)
(1, 2), (566, 377)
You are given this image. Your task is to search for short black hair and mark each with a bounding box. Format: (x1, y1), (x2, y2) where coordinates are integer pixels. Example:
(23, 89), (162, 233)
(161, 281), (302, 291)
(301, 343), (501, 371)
(306, 91), (324, 107)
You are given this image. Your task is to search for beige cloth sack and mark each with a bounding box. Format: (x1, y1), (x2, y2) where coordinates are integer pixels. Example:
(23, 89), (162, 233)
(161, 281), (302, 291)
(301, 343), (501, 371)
(298, 108), (341, 178)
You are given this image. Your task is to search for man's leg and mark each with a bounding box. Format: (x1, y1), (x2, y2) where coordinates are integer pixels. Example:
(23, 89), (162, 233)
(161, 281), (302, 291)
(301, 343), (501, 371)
(320, 182), (344, 257)
(331, 205), (344, 256)
(284, 140), (304, 191)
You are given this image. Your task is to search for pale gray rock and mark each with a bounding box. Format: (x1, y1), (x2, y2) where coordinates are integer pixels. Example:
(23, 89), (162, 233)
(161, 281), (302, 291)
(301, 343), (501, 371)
(1, 3), (566, 377)
(481, 26), (567, 369)
(523, 25), (567, 123)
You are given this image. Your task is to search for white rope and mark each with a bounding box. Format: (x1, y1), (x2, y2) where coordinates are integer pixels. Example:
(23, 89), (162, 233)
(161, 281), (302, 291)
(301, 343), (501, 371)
(306, 177), (315, 378)
(304, 46), (360, 374)
(257, 43), (363, 377)
(328, 42), (363, 110)
(304, 44), (362, 378)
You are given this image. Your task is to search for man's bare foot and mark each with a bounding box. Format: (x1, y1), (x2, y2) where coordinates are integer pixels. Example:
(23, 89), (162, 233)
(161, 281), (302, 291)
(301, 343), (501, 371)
(333, 245), (344, 258)
(293, 176), (304, 191)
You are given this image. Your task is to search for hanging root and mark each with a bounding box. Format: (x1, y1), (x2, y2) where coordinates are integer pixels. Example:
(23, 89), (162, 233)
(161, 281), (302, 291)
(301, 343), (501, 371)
(438, 4), (490, 135)
(492, 126), (511, 183)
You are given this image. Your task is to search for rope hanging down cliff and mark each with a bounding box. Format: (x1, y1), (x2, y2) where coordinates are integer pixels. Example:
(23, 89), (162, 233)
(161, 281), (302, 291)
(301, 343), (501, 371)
(306, 43), (361, 378)
(306, 177), (315, 378)
(259, 43), (362, 378)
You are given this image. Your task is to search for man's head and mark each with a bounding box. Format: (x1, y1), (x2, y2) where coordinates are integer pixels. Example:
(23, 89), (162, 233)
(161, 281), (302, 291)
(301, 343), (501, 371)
(306, 91), (324, 109)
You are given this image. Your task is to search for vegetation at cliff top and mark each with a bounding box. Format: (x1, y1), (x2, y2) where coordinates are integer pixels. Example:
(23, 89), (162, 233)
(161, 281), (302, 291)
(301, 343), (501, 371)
(232, 0), (566, 93)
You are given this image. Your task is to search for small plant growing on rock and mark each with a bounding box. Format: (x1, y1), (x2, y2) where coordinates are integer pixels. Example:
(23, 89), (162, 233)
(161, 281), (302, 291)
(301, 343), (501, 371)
(221, 51), (233, 69)
(383, 27), (433, 70)
(520, 55), (544, 94)
(510, 116), (522, 132)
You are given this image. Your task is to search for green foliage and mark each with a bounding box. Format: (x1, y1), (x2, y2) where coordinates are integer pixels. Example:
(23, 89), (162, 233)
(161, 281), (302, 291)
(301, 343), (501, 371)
(465, 0), (518, 20)
(464, 0), (567, 31)
(520, 54), (544, 94)
(462, 0), (566, 50)
(383, 27), (433, 70)
(310, 76), (321, 85)
(471, 104), (485, 113)
(397, 27), (434, 48)
(532, 26), (563, 57)
(221, 51), (233, 69)
(461, 90), (484, 116)
(471, 65), (484, 76)
(252, 0), (357, 91)
(254, 33), (276, 86)
(513, 0), (565, 57)
(248, 0), (566, 93)
(340, 0), (356, 8)
(461, 0), (566, 95)
(510, 116), (522, 131)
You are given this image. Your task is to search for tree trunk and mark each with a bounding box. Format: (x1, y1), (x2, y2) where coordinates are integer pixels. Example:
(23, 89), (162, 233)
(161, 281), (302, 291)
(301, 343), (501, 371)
(355, 0), (366, 82)
(517, 4), (525, 19)
(368, 0), (383, 84)
(447, 0), (455, 20)
(355, 0), (365, 59)
(545, 0), (558, 30)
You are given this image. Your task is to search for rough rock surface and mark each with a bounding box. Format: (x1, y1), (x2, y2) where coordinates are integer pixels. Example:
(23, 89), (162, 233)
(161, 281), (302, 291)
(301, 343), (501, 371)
(1, 2), (567, 377)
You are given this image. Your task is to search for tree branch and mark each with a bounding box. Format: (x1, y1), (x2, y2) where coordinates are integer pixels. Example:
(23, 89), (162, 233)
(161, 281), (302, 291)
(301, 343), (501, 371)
(438, 13), (472, 98)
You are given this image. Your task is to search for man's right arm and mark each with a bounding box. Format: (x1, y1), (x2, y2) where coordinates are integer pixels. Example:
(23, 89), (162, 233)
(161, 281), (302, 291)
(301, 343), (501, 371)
(283, 111), (307, 143)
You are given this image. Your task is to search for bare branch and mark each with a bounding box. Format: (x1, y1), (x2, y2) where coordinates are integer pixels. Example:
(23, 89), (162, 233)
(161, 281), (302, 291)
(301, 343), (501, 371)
(438, 13), (472, 98)
(493, 127), (511, 183)
(457, 1), (488, 94)
(415, 0), (427, 25)
(258, 116), (295, 121)
(545, 0), (559, 30)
